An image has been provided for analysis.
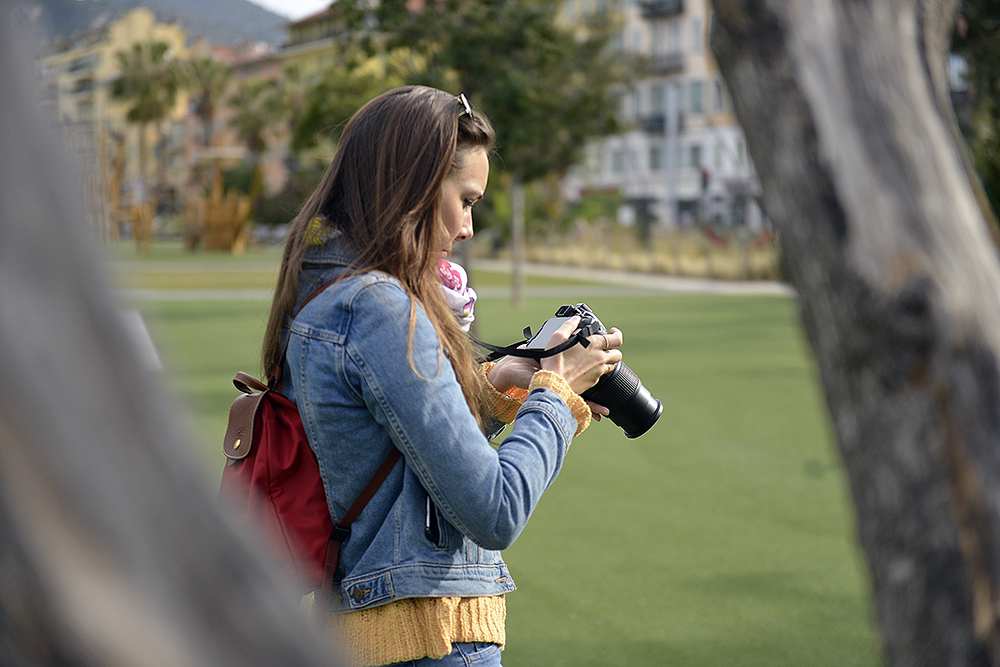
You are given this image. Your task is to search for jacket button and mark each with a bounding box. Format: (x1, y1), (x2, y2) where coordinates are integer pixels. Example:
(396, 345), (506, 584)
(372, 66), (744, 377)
(352, 588), (370, 603)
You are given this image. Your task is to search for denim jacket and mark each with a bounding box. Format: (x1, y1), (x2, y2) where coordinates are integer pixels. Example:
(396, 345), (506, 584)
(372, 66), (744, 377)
(281, 234), (579, 613)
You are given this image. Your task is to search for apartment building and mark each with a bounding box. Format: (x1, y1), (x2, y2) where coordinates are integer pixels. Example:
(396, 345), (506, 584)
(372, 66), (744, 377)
(37, 8), (190, 231)
(281, 7), (348, 78)
(562, 0), (764, 232)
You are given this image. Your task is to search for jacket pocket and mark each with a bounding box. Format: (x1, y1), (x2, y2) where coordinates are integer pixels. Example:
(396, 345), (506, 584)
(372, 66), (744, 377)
(425, 495), (448, 550)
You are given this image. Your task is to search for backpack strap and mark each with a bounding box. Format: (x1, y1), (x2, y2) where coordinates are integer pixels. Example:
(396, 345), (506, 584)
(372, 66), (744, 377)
(271, 277), (403, 613)
(314, 447), (403, 616)
(269, 276), (400, 615)
(269, 279), (341, 389)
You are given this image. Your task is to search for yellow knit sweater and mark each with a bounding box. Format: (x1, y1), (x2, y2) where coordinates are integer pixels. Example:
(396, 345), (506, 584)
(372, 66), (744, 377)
(325, 595), (506, 666)
(325, 366), (588, 666)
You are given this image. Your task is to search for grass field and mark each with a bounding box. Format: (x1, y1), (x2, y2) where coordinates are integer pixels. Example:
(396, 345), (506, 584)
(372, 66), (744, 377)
(110, 243), (880, 667)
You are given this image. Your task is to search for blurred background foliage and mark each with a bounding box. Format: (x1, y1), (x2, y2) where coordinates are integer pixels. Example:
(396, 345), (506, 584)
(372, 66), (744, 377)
(952, 0), (1000, 223)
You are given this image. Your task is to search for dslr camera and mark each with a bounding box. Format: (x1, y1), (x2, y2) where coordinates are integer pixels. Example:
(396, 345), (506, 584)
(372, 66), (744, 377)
(526, 303), (662, 438)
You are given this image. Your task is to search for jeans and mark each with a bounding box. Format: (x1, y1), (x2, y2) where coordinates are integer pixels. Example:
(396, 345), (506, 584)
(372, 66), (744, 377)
(387, 642), (502, 666)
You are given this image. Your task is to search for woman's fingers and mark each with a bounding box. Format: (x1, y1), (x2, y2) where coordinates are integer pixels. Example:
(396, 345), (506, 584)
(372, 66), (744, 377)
(586, 400), (610, 416)
(589, 327), (623, 351)
(540, 318), (627, 396)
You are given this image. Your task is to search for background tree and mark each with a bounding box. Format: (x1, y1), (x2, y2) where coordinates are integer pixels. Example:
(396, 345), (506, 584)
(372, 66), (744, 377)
(182, 56), (231, 149)
(292, 47), (411, 152)
(110, 41), (181, 207)
(304, 0), (638, 305)
(711, 0), (1000, 664)
(228, 77), (285, 161)
(367, 0), (627, 183)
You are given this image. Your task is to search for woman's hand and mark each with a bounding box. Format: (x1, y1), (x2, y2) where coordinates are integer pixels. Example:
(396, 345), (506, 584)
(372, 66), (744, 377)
(540, 316), (624, 396)
(487, 354), (540, 393)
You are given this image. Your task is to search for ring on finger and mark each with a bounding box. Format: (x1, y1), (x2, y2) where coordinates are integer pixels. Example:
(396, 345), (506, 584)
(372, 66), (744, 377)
(601, 333), (609, 350)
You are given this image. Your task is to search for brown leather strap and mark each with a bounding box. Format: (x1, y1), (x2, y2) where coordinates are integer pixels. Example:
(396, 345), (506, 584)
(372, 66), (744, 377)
(339, 448), (402, 530)
(234, 372), (268, 395)
(314, 448), (402, 616)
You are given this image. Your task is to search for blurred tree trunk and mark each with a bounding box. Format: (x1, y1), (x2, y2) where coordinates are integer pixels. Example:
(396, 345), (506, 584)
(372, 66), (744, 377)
(711, 0), (1000, 664)
(0, 13), (338, 667)
(511, 176), (526, 309)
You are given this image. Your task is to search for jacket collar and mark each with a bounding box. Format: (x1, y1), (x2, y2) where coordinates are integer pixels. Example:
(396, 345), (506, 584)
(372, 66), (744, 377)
(302, 229), (357, 268)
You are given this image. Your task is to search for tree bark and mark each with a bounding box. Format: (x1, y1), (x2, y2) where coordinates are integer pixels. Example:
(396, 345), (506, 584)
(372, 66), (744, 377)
(711, 0), (1000, 664)
(0, 14), (338, 667)
(511, 176), (526, 309)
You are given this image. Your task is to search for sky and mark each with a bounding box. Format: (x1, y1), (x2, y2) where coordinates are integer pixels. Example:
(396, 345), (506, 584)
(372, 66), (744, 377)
(246, 0), (331, 21)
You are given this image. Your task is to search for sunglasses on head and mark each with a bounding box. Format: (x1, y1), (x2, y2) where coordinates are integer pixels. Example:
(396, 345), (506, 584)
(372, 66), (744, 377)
(456, 93), (474, 121)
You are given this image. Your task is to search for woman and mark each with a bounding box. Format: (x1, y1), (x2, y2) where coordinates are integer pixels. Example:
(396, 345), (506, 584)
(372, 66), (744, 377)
(262, 86), (623, 667)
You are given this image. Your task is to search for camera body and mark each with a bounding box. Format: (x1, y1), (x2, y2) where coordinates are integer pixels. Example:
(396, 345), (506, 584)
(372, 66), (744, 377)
(525, 303), (606, 352)
(527, 303), (662, 438)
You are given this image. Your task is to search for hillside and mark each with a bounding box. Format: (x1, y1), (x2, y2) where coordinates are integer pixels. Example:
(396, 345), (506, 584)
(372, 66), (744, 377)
(24, 0), (289, 46)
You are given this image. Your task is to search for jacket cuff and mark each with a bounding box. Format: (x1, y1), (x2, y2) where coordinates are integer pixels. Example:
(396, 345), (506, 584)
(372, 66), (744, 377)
(527, 370), (591, 436)
(479, 362), (528, 424)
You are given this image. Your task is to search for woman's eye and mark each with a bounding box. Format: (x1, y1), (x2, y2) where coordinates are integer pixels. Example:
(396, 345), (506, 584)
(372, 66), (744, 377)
(463, 199), (476, 209)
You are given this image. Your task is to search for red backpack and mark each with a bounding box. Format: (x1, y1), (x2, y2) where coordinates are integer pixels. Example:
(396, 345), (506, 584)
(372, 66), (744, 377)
(219, 282), (400, 610)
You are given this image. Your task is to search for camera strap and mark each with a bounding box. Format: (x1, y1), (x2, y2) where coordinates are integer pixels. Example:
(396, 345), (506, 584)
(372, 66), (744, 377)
(470, 328), (593, 363)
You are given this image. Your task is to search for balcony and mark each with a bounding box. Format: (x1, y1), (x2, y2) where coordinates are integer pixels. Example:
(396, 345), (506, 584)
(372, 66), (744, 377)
(649, 51), (684, 75)
(70, 78), (94, 95)
(641, 113), (685, 134)
(68, 55), (98, 73)
(642, 115), (665, 134)
(640, 0), (684, 19)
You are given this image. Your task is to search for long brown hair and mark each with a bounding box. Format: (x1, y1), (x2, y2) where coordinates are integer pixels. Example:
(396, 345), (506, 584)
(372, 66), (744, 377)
(262, 86), (496, 424)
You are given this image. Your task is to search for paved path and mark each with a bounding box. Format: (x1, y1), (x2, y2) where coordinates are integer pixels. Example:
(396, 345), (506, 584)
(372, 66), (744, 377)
(474, 259), (794, 298)
(117, 260), (795, 301)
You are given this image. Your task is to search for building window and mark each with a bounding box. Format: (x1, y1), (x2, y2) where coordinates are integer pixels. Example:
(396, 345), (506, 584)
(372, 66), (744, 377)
(714, 140), (724, 170)
(650, 20), (665, 56)
(612, 149), (626, 174)
(564, 0), (575, 22)
(650, 83), (666, 115)
(610, 30), (624, 52)
(690, 143), (702, 169)
(614, 91), (626, 119)
(949, 54), (968, 91)
(691, 17), (702, 53)
(649, 146), (664, 172)
(736, 139), (745, 167)
(712, 77), (726, 112)
(690, 79), (704, 114)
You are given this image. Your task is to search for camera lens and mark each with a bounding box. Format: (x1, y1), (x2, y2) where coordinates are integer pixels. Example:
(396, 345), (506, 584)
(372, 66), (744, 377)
(581, 361), (662, 438)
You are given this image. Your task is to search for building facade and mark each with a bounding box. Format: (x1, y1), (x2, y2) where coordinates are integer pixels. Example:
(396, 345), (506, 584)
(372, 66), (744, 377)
(37, 8), (190, 234)
(561, 0), (764, 232)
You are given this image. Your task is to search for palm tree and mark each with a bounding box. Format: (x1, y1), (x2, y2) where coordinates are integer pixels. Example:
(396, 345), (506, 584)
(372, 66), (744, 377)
(110, 41), (182, 208)
(227, 78), (285, 160)
(182, 56), (230, 148)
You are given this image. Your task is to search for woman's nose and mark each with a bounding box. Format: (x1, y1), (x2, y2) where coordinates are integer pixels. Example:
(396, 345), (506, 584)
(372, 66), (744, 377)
(457, 215), (474, 242)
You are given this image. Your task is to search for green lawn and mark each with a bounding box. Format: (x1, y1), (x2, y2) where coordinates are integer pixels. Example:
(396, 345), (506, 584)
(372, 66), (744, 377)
(112, 244), (880, 667)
